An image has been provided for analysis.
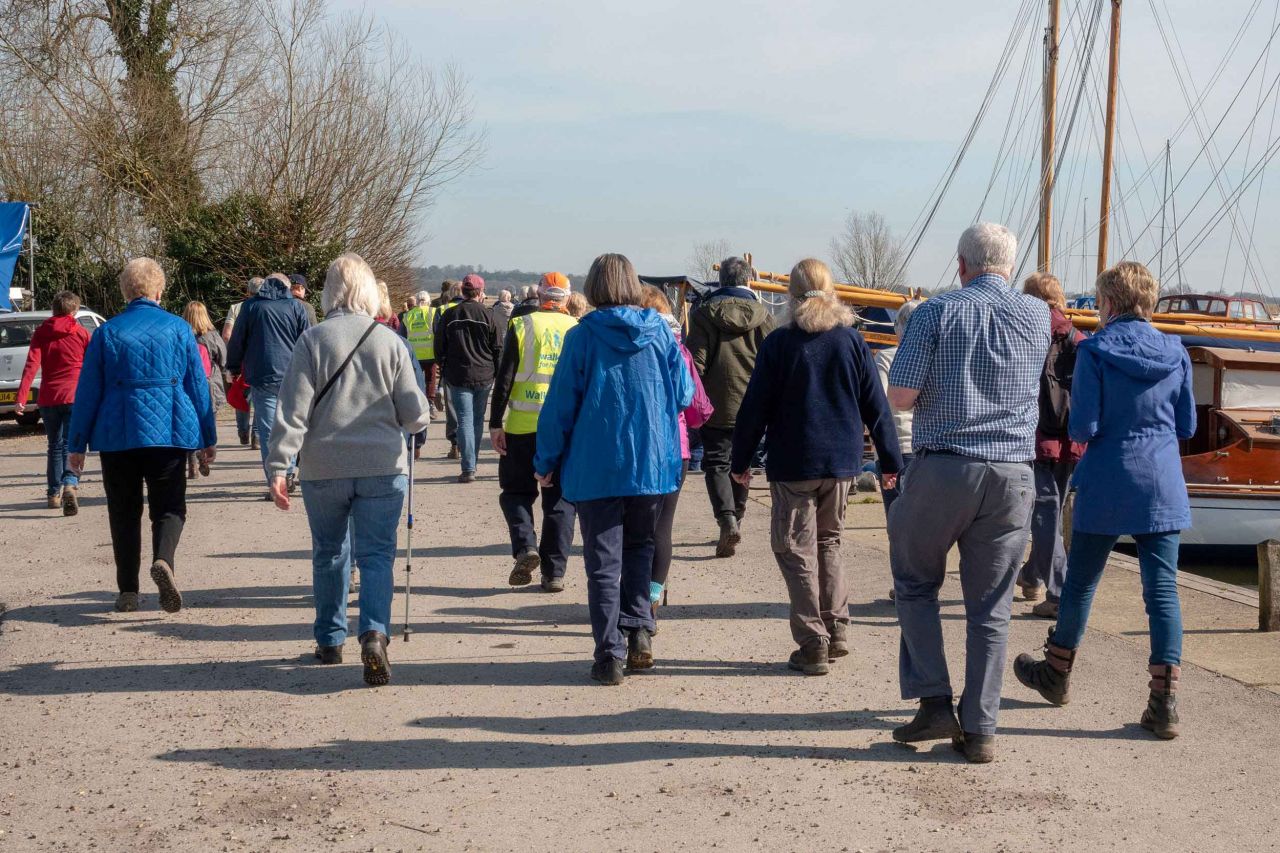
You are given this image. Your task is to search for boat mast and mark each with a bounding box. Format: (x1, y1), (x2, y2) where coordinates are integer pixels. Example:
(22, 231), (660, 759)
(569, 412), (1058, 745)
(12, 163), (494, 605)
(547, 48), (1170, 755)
(1039, 0), (1061, 273)
(1097, 0), (1122, 275)
(1159, 139), (1171, 286)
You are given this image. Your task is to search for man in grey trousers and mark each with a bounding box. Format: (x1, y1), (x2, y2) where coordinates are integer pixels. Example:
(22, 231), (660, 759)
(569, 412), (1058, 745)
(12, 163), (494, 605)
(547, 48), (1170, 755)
(885, 222), (1051, 763)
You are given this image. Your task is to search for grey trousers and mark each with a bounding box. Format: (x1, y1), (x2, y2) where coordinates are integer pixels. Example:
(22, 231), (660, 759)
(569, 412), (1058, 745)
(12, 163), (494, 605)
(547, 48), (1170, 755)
(770, 478), (854, 647)
(1017, 460), (1074, 602)
(888, 452), (1034, 736)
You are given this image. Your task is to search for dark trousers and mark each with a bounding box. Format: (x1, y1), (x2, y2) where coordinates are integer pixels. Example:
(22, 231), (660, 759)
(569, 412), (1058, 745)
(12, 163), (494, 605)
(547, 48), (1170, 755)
(701, 426), (747, 521)
(577, 496), (663, 662)
(497, 432), (575, 579)
(651, 462), (689, 588)
(99, 447), (188, 593)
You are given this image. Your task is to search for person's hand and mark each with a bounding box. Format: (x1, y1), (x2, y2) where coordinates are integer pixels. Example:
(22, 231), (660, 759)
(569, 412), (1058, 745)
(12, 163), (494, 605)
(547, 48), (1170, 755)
(68, 453), (86, 476)
(731, 470), (752, 487)
(13, 400), (24, 415)
(197, 445), (217, 465)
(882, 472), (899, 491)
(269, 475), (290, 510)
(490, 428), (507, 456)
(535, 471), (554, 488)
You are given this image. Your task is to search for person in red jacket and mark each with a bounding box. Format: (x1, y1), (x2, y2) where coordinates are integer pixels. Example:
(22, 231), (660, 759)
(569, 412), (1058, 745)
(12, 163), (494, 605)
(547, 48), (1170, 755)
(15, 291), (92, 514)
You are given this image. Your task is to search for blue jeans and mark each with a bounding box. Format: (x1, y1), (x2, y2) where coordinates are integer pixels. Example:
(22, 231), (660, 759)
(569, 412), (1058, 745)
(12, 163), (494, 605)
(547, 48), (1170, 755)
(1052, 530), (1182, 666)
(577, 495), (663, 663)
(1017, 460), (1074, 601)
(301, 474), (407, 647)
(448, 383), (491, 474)
(253, 383), (293, 485)
(40, 404), (79, 496)
(235, 386), (252, 437)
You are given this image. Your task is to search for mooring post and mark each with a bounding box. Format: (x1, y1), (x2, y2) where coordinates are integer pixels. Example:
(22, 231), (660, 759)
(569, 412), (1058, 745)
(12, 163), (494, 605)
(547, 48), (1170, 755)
(1257, 540), (1280, 632)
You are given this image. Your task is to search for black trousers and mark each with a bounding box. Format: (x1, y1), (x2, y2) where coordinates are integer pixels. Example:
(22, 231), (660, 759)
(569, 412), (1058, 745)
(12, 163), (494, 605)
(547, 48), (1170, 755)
(497, 432), (575, 579)
(700, 426), (747, 521)
(651, 462), (688, 588)
(100, 447), (188, 593)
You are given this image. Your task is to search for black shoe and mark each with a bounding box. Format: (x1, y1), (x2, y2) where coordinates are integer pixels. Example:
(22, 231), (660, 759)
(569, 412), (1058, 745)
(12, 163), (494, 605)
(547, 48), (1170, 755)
(1013, 629), (1075, 706)
(359, 631), (391, 686)
(715, 515), (740, 558)
(892, 696), (961, 743)
(540, 575), (565, 593)
(787, 639), (829, 676)
(314, 645), (343, 665)
(590, 658), (625, 686)
(508, 549), (540, 586)
(951, 732), (996, 764)
(150, 559), (183, 614)
(626, 629), (654, 670)
(458, 471), (475, 484)
(238, 430), (250, 446)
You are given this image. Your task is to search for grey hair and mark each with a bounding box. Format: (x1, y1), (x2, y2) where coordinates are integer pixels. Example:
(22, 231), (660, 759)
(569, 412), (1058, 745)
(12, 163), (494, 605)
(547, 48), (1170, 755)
(415, 290), (430, 306)
(119, 257), (166, 301)
(499, 289), (513, 302)
(958, 222), (1017, 278)
(247, 276), (264, 295)
(321, 253), (381, 317)
(522, 285), (538, 301)
(894, 299), (924, 339)
(718, 257), (751, 289)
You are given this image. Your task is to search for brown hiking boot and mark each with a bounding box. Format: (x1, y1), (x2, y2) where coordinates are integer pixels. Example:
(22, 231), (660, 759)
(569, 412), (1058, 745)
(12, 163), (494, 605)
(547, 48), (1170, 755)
(62, 486), (79, 516)
(447, 443), (460, 460)
(715, 515), (740, 558)
(360, 631), (391, 686)
(46, 493), (62, 509)
(1141, 664), (1181, 739)
(150, 559), (183, 613)
(626, 628), (654, 671)
(250, 432), (259, 450)
(1018, 582), (1045, 603)
(828, 621), (849, 659)
(1031, 599), (1059, 619)
(951, 732), (996, 764)
(1013, 629), (1075, 706)
(892, 695), (961, 742)
(508, 549), (539, 586)
(114, 591), (139, 612)
(314, 645), (343, 665)
(787, 638), (829, 676)
(187, 456), (198, 479)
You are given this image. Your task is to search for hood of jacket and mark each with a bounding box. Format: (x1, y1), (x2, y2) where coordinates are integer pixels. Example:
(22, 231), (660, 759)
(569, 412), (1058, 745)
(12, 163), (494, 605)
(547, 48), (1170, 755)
(44, 314), (83, 338)
(256, 276), (291, 300)
(579, 306), (667, 353)
(1049, 306), (1075, 337)
(700, 296), (771, 334)
(1085, 316), (1185, 382)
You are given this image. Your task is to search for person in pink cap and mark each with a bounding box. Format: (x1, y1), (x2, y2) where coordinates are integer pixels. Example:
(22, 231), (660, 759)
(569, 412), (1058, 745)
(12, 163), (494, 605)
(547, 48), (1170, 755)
(436, 273), (503, 482)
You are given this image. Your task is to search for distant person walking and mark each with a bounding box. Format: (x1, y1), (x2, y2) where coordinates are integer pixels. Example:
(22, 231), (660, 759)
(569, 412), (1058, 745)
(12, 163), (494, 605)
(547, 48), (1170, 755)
(1014, 262), (1194, 741)
(289, 274), (318, 326)
(402, 290), (443, 422)
(686, 256), (776, 557)
(266, 253), (431, 686)
(436, 273), (501, 483)
(730, 260), (902, 676)
(535, 254), (693, 686)
(433, 280), (464, 458)
(885, 223), (1050, 763)
(15, 290), (91, 513)
(493, 289), (516, 327)
(566, 291), (589, 319)
(223, 277), (262, 447)
(67, 258), (217, 614)
(182, 301), (227, 479)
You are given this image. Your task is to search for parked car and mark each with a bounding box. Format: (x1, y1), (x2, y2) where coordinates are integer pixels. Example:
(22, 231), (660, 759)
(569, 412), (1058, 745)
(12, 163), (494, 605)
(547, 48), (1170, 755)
(0, 309), (106, 426)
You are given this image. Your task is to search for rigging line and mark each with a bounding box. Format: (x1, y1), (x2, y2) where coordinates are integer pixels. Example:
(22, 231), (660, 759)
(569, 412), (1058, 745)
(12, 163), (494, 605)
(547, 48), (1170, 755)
(976, 15), (1045, 219)
(1243, 0), (1280, 300)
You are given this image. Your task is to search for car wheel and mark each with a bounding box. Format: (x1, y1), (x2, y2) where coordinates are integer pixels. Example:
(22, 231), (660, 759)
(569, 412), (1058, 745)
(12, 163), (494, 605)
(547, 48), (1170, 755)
(15, 411), (40, 427)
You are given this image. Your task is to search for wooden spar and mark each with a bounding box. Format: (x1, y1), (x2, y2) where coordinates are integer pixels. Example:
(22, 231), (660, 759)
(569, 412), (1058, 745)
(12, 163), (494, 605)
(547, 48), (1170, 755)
(749, 279), (911, 309)
(1039, 0), (1061, 272)
(1097, 0), (1123, 274)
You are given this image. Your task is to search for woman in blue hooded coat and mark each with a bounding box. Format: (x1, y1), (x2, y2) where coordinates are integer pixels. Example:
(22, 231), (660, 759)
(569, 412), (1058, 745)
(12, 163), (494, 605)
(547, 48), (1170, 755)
(1015, 262), (1195, 740)
(534, 254), (693, 685)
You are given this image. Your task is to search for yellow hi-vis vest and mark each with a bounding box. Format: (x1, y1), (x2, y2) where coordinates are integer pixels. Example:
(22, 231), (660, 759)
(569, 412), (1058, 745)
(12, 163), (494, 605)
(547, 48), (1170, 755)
(505, 310), (578, 435)
(404, 305), (437, 360)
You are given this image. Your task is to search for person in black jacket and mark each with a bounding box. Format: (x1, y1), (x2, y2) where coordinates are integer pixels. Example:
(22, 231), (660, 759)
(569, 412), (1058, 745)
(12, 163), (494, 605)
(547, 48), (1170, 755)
(436, 273), (501, 482)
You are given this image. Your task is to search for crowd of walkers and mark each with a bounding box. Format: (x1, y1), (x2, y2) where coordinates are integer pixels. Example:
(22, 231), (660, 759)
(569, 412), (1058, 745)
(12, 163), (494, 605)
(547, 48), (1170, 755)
(14, 219), (1194, 763)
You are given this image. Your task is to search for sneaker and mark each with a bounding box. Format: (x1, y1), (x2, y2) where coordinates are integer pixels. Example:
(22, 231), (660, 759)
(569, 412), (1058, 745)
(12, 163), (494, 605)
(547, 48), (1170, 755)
(508, 549), (540, 586)
(46, 493), (62, 509)
(787, 639), (830, 676)
(540, 575), (565, 593)
(314, 644), (343, 665)
(458, 471), (475, 484)
(715, 515), (741, 558)
(828, 621), (849, 659)
(626, 629), (654, 671)
(447, 443), (460, 460)
(951, 732), (996, 764)
(150, 559), (183, 614)
(1031, 599), (1059, 619)
(114, 591), (139, 612)
(590, 658), (625, 686)
(62, 487), (79, 516)
(238, 429), (250, 446)
(359, 631), (391, 686)
(892, 696), (961, 743)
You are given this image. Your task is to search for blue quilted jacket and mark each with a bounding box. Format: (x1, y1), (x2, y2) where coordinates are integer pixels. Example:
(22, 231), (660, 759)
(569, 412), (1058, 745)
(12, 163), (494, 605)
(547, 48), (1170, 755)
(68, 299), (218, 454)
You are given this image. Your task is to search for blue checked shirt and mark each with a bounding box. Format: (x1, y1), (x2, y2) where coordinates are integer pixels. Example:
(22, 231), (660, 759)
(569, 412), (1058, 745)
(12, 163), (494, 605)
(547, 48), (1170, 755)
(888, 274), (1051, 462)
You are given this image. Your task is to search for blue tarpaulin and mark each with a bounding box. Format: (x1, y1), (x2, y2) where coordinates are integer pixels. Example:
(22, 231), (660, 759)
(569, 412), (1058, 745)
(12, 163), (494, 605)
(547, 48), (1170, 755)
(0, 202), (30, 311)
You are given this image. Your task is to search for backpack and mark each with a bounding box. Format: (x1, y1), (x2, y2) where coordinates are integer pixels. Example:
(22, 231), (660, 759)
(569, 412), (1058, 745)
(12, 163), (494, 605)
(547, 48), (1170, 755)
(1038, 327), (1080, 438)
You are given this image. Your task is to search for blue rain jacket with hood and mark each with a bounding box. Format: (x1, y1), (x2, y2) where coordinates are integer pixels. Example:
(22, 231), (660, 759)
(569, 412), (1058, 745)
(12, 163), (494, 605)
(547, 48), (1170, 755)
(225, 275), (311, 388)
(1069, 315), (1196, 535)
(534, 306), (694, 503)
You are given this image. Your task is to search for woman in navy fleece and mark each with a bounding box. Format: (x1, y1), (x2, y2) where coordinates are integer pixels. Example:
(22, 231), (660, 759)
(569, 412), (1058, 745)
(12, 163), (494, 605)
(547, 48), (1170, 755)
(730, 259), (902, 676)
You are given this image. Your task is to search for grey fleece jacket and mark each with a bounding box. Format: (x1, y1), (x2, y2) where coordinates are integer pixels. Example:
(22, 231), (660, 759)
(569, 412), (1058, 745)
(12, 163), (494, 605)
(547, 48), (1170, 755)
(267, 311), (431, 481)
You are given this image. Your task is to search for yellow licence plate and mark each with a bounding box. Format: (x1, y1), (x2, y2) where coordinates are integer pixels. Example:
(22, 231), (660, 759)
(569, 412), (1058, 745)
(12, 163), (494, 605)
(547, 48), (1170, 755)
(0, 390), (33, 404)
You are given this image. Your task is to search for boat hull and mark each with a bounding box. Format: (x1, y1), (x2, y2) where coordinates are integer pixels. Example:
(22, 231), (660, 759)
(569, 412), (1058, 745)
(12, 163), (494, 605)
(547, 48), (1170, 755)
(1181, 492), (1280, 546)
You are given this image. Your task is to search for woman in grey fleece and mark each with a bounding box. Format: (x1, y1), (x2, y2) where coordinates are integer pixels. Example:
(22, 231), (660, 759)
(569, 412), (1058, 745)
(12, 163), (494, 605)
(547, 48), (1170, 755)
(266, 253), (431, 687)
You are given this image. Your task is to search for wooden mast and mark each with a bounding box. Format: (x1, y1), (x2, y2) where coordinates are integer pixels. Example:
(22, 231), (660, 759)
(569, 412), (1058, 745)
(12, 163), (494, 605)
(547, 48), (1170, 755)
(1038, 0), (1061, 272)
(1097, 0), (1123, 275)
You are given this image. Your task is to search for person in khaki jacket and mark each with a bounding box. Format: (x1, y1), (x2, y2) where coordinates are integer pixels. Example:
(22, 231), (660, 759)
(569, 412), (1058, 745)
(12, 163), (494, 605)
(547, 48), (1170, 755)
(685, 257), (776, 558)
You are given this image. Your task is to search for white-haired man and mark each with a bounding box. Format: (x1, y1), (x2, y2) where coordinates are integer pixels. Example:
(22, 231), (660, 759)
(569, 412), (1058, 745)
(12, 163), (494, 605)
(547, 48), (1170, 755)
(224, 276), (263, 447)
(886, 222), (1050, 763)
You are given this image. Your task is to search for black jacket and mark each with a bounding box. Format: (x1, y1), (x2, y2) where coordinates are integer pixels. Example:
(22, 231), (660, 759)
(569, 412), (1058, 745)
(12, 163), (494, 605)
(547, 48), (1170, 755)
(436, 299), (501, 388)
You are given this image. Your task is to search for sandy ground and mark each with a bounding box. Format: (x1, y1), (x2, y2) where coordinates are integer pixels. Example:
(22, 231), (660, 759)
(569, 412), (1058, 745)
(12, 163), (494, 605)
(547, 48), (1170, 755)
(2, 419), (1280, 853)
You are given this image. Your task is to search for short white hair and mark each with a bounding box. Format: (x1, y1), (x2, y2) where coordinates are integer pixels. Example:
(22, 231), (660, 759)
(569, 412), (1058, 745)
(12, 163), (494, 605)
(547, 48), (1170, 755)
(415, 290), (430, 306)
(322, 253), (381, 317)
(958, 222), (1017, 278)
(119, 257), (165, 301)
(247, 276), (264, 295)
(499, 289), (513, 302)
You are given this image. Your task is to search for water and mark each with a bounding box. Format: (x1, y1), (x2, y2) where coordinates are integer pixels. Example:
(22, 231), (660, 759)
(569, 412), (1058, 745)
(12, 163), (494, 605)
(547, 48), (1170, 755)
(1117, 544), (1258, 590)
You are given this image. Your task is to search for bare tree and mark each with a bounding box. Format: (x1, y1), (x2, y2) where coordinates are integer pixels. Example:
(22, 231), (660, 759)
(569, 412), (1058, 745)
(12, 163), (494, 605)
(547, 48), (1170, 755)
(829, 211), (907, 292)
(686, 239), (732, 281)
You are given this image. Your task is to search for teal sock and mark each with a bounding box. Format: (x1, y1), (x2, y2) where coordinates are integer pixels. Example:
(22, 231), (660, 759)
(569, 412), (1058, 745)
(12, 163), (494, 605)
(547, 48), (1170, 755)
(649, 581), (664, 604)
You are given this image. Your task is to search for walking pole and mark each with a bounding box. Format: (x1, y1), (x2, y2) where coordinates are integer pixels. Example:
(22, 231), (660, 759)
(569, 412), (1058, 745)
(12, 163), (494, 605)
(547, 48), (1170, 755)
(403, 435), (415, 642)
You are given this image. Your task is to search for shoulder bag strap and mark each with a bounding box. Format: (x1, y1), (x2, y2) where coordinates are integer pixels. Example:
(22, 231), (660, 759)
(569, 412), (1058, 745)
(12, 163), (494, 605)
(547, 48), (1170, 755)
(309, 320), (380, 419)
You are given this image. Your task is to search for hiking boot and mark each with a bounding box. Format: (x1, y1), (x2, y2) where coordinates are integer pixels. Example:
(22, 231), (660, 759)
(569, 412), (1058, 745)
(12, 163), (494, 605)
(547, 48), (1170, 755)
(508, 549), (540, 586)
(314, 645), (343, 665)
(286, 472), (298, 495)
(150, 559), (183, 613)
(61, 487), (78, 517)
(198, 457), (210, 477)
(1140, 664), (1181, 740)
(1031, 599), (1059, 619)
(114, 591), (139, 613)
(828, 621), (850, 659)
(359, 631), (391, 686)
(951, 732), (996, 764)
(238, 429), (250, 446)
(627, 628), (654, 671)
(590, 658), (625, 686)
(540, 575), (565, 593)
(892, 695), (961, 743)
(1013, 629), (1075, 706)
(715, 515), (741, 558)
(787, 638), (830, 676)
(1018, 582), (1045, 603)
(447, 443), (460, 460)
(458, 471), (475, 484)
(46, 493), (62, 509)
(263, 491), (274, 502)
(250, 432), (259, 450)
(187, 456), (198, 479)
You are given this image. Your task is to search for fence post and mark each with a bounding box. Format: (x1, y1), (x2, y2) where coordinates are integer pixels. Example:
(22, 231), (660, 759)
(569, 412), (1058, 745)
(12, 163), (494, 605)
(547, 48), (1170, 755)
(1258, 540), (1280, 632)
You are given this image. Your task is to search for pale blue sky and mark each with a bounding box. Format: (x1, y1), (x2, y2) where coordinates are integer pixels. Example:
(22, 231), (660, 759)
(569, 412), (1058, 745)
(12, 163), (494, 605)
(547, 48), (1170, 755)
(336, 0), (1279, 294)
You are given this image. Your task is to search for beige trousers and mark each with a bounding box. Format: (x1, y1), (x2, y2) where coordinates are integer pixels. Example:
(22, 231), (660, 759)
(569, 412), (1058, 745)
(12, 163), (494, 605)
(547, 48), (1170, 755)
(769, 478), (853, 647)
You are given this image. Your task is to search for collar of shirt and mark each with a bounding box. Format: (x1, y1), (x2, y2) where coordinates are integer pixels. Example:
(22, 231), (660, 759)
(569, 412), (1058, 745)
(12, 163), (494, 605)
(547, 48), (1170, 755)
(962, 273), (1011, 291)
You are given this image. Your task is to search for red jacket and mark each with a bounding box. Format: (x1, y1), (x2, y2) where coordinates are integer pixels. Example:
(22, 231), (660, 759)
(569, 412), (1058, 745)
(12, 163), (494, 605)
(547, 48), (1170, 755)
(17, 315), (91, 408)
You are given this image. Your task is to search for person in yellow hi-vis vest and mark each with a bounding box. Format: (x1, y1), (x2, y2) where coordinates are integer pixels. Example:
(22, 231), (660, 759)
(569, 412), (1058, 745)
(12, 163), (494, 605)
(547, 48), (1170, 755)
(489, 272), (579, 592)
(401, 290), (438, 458)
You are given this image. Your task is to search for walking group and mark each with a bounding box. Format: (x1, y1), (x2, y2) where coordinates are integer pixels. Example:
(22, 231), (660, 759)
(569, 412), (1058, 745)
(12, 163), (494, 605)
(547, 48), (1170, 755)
(15, 220), (1193, 764)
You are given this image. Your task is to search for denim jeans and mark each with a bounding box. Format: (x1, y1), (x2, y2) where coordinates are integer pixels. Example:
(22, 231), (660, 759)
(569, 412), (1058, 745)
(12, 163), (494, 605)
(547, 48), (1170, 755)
(301, 474), (407, 647)
(39, 404), (79, 496)
(1052, 530), (1183, 666)
(577, 495), (663, 662)
(1017, 460), (1074, 601)
(253, 383), (293, 485)
(235, 386), (252, 437)
(448, 383), (491, 474)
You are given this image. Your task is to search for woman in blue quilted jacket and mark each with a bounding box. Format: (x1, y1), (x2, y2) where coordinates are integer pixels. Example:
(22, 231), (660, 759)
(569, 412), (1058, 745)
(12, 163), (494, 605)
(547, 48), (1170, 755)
(534, 253), (694, 685)
(68, 258), (218, 614)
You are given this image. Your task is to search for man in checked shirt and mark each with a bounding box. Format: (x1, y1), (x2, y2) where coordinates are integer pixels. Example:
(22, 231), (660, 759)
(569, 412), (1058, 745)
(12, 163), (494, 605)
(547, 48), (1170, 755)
(885, 222), (1051, 764)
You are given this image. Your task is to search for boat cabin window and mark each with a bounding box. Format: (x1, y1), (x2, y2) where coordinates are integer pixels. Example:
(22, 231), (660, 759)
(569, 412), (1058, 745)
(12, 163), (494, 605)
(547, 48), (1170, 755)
(1229, 302), (1246, 319)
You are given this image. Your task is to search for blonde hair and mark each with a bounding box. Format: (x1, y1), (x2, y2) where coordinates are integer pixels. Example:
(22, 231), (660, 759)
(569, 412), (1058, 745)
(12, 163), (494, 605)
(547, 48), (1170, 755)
(183, 301), (215, 335)
(376, 280), (394, 321)
(119, 257), (165, 301)
(584, 253), (643, 308)
(321, 253), (381, 317)
(566, 292), (589, 318)
(1023, 271), (1065, 309)
(1096, 261), (1159, 320)
(789, 258), (852, 333)
(639, 287), (672, 314)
